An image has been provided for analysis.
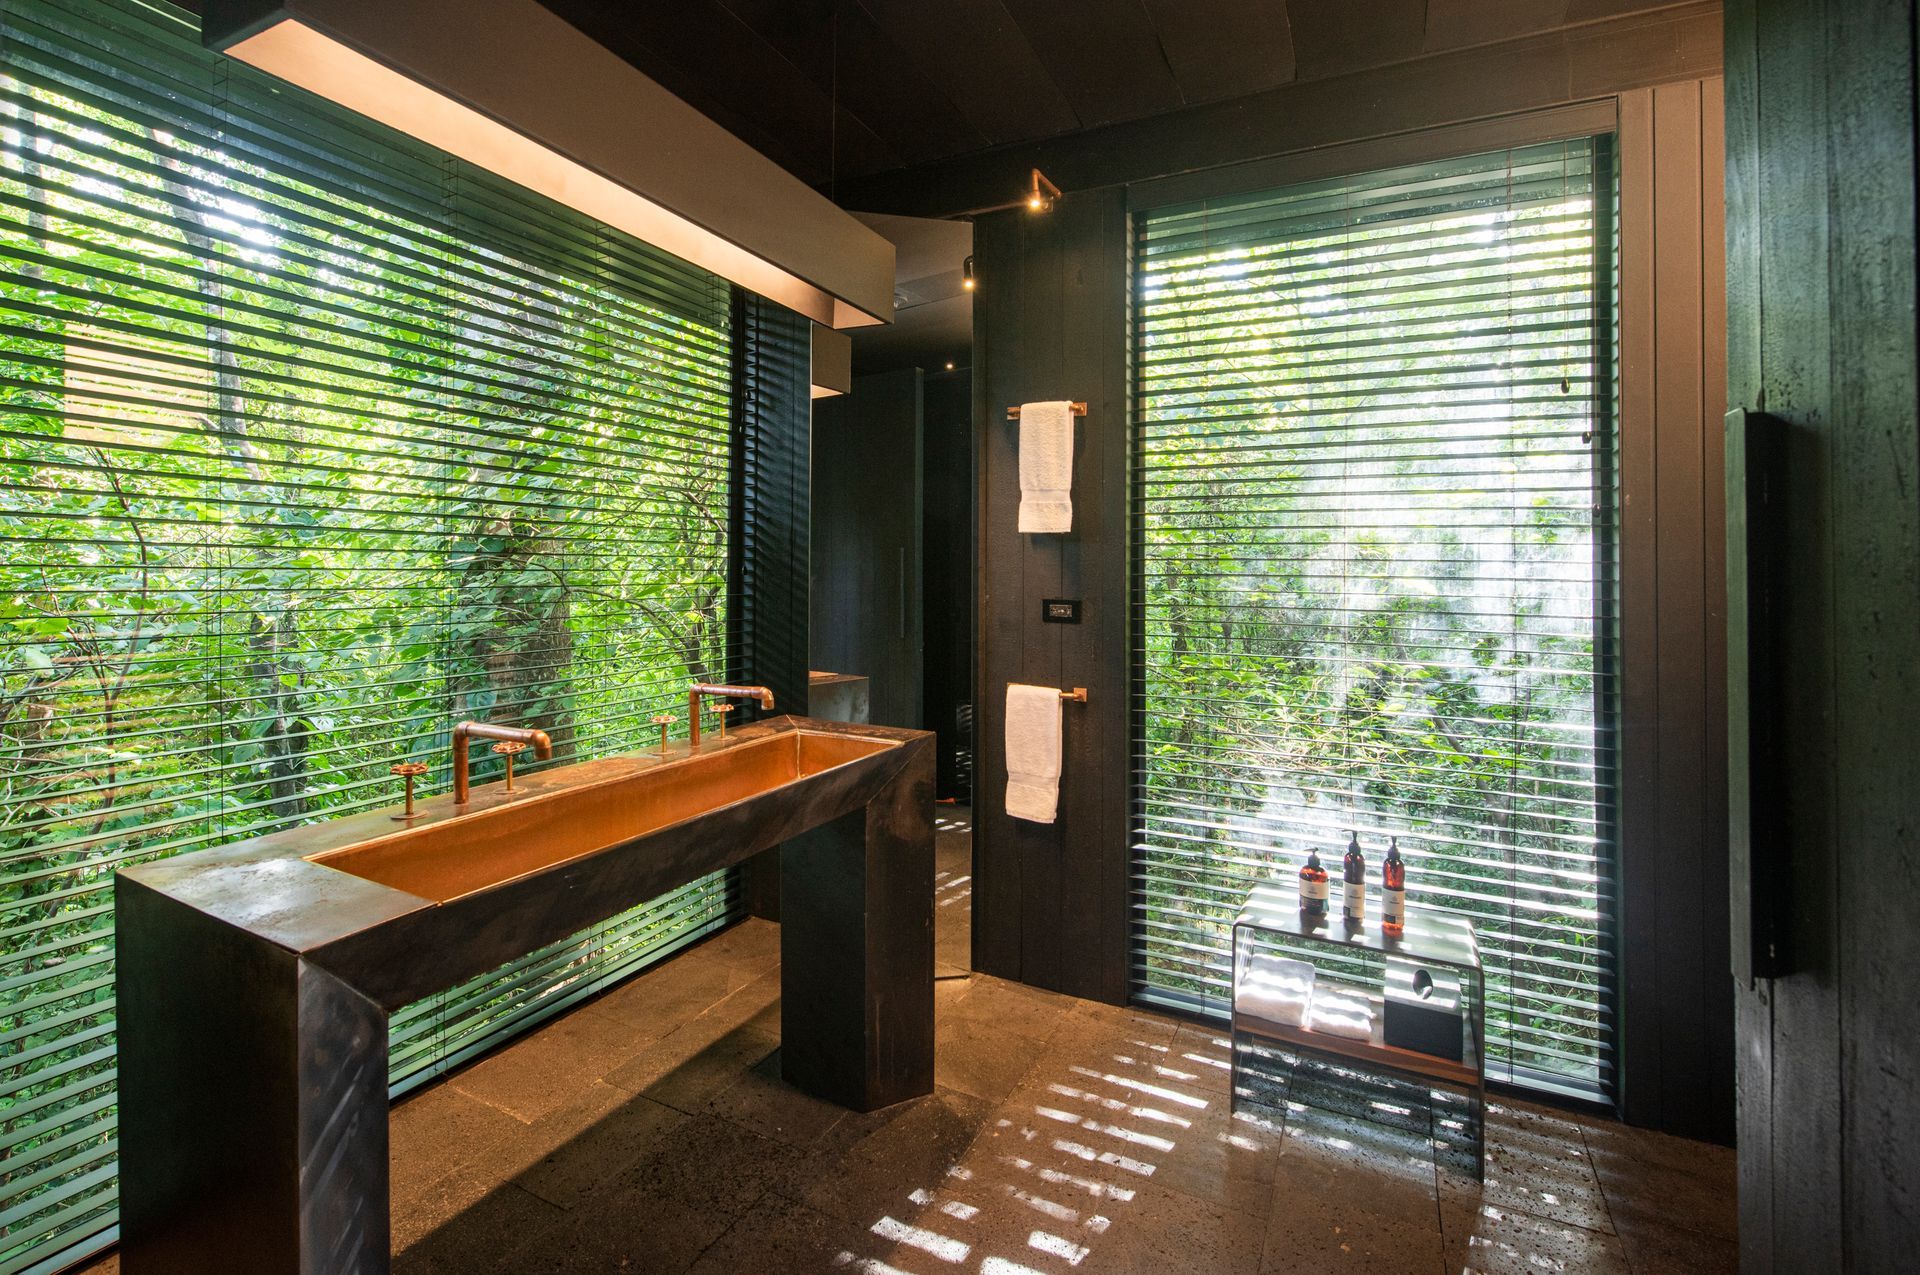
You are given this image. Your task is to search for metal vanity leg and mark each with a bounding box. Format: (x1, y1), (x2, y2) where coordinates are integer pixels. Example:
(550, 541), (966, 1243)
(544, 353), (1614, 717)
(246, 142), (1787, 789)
(1229, 1025), (1242, 1113)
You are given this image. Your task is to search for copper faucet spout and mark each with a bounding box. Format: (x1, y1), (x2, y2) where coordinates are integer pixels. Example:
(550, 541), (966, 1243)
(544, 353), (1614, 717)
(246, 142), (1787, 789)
(452, 721), (553, 804)
(688, 683), (775, 746)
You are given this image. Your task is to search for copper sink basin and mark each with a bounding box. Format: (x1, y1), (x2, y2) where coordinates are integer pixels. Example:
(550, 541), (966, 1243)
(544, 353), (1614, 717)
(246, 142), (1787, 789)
(309, 729), (895, 903)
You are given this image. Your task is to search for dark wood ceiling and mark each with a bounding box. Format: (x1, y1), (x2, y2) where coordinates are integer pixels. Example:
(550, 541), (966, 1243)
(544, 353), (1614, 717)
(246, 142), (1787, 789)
(537, 0), (1693, 188)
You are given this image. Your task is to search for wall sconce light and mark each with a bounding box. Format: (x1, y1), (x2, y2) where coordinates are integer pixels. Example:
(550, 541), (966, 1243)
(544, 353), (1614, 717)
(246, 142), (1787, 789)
(1027, 169), (1061, 213)
(954, 169), (1066, 219)
(962, 255), (976, 291)
(201, 0), (894, 329)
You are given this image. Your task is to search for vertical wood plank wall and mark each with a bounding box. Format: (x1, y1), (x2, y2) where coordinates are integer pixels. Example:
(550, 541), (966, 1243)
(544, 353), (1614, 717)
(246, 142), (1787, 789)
(972, 189), (1131, 1002)
(969, 86), (1738, 1137)
(1617, 80), (1735, 1142)
(1724, 0), (1920, 1265)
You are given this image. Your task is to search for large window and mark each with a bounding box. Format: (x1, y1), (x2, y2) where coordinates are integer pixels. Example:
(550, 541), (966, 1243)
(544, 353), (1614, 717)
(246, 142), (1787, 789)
(1132, 138), (1617, 1095)
(0, 2), (740, 1269)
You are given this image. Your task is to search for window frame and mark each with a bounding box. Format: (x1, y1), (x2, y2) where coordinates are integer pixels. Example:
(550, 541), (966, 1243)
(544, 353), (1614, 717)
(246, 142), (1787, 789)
(1124, 109), (1625, 1104)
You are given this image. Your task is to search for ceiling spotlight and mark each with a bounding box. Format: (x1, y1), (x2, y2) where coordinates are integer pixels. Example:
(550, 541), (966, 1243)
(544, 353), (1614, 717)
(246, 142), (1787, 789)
(961, 255), (976, 291)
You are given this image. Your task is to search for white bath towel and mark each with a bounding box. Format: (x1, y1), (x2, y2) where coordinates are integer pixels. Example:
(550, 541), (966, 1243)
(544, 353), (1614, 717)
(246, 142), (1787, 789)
(1235, 953), (1317, 1028)
(1018, 400), (1075, 533)
(1005, 683), (1063, 823)
(1307, 983), (1377, 1043)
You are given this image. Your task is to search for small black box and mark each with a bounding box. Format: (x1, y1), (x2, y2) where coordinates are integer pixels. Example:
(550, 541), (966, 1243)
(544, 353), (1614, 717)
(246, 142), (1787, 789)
(1383, 959), (1464, 1062)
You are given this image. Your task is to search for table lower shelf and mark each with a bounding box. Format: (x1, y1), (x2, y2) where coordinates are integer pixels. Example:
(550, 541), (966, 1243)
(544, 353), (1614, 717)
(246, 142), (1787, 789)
(1232, 981), (1482, 1090)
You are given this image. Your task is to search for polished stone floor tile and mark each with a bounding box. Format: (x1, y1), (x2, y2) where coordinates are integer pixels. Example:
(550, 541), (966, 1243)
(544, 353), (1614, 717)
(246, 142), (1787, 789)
(1582, 1119), (1738, 1245)
(420, 1079), (636, 1202)
(1441, 1199), (1631, 1274)
(1273, 1104), (1442, 1230)
(447, 1003), (665, 1123)
(512, 1091), (691, 1210)
(684, 1189), (883, 1273)
(1441, 1141), (1616, 1237)
(388, 1079), (529, 1202)
(1263, 1201), (1446, 1273)
(702, 1047), (853, 1148)
(591, 946), (762, 1035)
(796, 1085), (994, 1226)
(934, 1015), (1051, 1102)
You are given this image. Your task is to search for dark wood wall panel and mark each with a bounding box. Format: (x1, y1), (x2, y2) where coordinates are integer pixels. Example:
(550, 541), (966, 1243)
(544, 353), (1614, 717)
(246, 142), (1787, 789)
(1615, 81), (1735, 1143)
(1826, 1), (1920, 1257)
(1726, 0), (1920, 1266)
(972, 189), (1130, 1002)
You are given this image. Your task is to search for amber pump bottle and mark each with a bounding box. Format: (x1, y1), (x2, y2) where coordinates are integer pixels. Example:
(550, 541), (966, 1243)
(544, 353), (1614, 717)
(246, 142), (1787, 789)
(1382, 838), (1406, 935)
(1299, 850), (1330, 918)
(1342, 832), (1366, 924)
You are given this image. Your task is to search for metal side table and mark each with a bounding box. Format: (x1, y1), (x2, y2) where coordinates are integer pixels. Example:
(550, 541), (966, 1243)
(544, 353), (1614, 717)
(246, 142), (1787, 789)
(1230, 883), (1486, 1179)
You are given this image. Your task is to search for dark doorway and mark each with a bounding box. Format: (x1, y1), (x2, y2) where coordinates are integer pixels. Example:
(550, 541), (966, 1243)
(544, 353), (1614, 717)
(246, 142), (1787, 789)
(922, 367), (974, 801)
(811, 368), (924, 729)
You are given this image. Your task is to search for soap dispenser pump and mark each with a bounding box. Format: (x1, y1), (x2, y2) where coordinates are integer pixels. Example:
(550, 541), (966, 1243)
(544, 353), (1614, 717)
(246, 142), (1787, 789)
(1342, 832), (1367, 925)
(1299, 849), (1330, 918)
(1382, 837), (1406, 935)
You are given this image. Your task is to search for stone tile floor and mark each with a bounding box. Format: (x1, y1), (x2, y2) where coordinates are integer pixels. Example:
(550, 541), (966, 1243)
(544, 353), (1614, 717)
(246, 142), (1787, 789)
(79, 809), (1734, 1273)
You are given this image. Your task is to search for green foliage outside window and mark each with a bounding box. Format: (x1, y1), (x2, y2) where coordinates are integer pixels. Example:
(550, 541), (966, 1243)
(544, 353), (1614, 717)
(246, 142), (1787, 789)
(1133, 140), (1616, 1093)
(0, 3), (737, 1268)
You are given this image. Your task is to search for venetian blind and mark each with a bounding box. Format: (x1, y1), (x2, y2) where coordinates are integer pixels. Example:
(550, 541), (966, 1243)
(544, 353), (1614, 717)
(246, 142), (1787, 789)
(0, 2), (740, 1270)
(1131, 138), (1618, 1096)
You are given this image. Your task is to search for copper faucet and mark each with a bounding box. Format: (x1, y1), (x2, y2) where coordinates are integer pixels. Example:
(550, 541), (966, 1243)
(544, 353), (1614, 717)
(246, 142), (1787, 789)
(452, 721), (552, 803)
(688, 683), (774, 746)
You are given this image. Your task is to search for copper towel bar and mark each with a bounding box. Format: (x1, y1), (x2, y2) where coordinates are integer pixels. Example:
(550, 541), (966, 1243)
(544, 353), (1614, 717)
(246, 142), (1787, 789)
(1007, 402), (1088, 419)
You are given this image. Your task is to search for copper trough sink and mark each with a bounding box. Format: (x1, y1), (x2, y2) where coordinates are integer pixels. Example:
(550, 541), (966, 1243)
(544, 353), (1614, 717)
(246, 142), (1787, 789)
(309, 729), (896, 903)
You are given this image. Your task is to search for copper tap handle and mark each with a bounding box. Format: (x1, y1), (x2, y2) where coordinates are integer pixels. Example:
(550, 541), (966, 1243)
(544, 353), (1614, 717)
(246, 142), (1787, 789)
(490, 741), (527, 791)
(651, 714), (674, 753)
(389, 761), (429, 819)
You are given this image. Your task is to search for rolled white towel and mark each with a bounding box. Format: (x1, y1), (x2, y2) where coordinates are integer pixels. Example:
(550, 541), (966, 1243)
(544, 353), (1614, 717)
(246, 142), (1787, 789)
(1236, 953), (1316, 1028)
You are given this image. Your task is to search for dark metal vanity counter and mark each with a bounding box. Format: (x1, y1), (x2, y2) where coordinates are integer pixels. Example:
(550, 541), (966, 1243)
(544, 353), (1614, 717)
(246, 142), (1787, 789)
(115, 715), (935, 1273)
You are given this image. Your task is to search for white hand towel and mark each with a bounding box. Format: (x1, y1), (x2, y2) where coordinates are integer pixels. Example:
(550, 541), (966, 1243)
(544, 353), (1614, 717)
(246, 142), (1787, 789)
(1307, 983), (1376, 1042)
(1235, 953), (1317, 1028)
(1005, 683), (1063, 823)
(1018, 400), (1075, 533)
